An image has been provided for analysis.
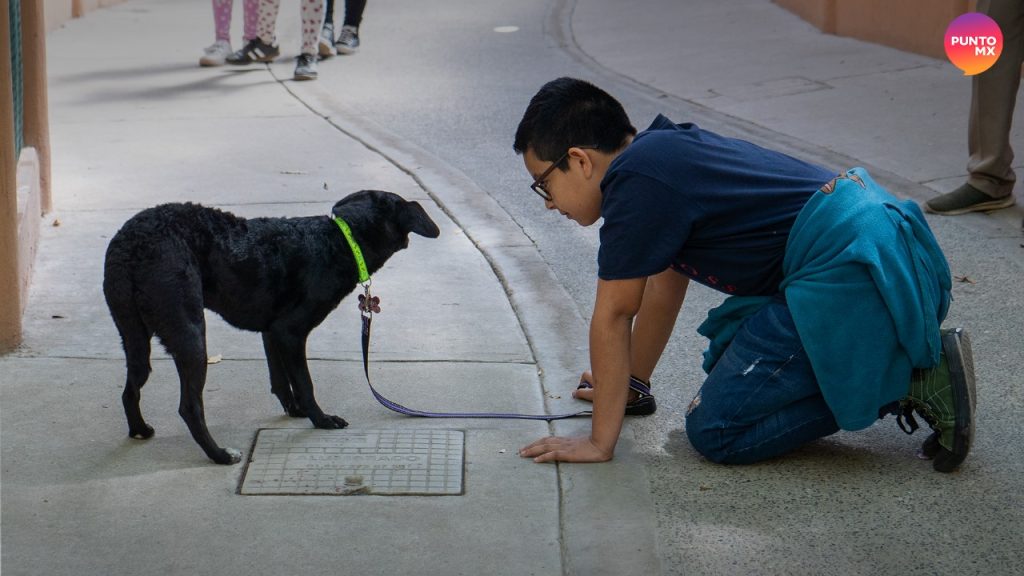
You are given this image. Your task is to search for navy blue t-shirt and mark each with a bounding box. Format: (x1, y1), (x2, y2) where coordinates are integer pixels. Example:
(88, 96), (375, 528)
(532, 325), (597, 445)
(598, 115), (835, 295)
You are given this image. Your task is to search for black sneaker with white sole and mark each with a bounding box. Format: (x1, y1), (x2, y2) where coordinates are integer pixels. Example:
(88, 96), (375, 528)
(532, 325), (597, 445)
(226, 39), (280, 65)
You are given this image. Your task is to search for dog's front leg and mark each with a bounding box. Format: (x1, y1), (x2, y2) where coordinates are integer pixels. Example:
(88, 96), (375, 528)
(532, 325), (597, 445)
(262, 332), (305, 417)
(269, 331), (348, 429)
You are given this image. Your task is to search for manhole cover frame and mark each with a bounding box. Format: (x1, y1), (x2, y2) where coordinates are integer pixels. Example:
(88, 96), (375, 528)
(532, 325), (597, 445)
(239, 428), (465, 496)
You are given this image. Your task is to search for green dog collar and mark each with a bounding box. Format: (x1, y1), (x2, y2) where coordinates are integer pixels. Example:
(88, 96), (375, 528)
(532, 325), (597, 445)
(333, 215), (370, 284)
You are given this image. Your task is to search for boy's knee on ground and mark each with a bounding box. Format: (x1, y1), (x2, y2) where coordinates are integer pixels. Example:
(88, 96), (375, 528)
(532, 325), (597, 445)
(684, 402), (732, 464)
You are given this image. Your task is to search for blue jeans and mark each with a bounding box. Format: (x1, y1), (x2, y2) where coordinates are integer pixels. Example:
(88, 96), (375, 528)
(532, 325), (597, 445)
(685, 297), (840, 464)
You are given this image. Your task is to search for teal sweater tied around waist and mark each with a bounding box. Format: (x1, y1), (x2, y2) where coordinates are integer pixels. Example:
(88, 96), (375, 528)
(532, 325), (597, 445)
(697, 168), (952, 431)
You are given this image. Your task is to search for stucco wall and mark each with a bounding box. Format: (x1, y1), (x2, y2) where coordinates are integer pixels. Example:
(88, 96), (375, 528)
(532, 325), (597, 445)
(774, 0), (974, 60)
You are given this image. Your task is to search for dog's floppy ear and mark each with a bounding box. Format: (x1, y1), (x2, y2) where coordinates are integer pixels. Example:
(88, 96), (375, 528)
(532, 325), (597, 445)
(400, 201), (441, 238)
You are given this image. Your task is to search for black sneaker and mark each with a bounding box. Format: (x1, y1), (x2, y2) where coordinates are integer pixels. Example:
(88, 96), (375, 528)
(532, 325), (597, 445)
(226, 39), (280, 65)
(293, 53), (318, 81)
(899, 327), (976, 472)
(335, 25), (360, 54)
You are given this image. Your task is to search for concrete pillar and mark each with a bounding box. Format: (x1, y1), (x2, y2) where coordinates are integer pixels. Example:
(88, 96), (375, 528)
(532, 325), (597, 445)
(21, 0), (50, 214)
(1, 0), (24, 351)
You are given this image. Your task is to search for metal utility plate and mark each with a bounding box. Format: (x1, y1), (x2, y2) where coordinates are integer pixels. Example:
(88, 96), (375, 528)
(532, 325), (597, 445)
(241, 429), (464, 495)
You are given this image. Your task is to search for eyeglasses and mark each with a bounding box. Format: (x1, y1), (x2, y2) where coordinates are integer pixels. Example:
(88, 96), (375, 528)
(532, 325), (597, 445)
(530, 146), (596, 201)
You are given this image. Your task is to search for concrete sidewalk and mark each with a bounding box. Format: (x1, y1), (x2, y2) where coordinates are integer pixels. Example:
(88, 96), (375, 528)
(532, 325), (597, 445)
(1, 2), (658, 575)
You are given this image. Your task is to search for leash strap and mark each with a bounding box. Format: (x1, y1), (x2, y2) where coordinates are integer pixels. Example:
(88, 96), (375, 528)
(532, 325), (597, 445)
(360, 311), (594, 421)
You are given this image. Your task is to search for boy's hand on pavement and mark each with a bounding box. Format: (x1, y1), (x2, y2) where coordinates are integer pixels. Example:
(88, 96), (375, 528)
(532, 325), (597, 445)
(518, 435), (613, 463)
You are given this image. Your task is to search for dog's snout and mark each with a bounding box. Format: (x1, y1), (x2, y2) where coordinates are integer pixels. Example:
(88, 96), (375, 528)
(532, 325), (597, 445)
(402, 201), (441, 239)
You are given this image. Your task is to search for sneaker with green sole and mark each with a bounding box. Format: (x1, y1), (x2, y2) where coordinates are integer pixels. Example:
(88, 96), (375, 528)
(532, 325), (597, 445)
(898, 327), (976, 472)
(924, 183), (1015, 215)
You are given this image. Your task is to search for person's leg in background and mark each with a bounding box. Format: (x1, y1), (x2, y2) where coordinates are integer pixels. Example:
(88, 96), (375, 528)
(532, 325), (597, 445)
(319, 0), (337, 58)
(226, 0), (282, 65)
(926, 0), (1024, 215)
(967, 0), (1023, 202)
(294, 0), (325, 80)
(242, 0), (259, 43)
(335, 0), (366, 54)
(255, 0), (281, 47)
(200, 0), (235, 66)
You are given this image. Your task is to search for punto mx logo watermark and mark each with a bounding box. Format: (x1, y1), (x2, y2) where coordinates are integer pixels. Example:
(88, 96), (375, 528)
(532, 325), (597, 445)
(945, 12), (1003, 76)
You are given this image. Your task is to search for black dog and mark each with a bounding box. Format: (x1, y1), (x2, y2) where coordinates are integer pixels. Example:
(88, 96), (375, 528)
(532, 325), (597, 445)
(102, 190), (440, 464)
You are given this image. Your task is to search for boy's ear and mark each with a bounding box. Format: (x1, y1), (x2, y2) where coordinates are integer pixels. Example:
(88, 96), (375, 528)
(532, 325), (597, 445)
(569, 146), (595, 178)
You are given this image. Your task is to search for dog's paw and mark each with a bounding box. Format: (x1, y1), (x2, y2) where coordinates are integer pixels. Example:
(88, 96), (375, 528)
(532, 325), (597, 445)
(128, 424), (155, 440)
(313, 414), (349, 429)
(213, 447), (243, 465)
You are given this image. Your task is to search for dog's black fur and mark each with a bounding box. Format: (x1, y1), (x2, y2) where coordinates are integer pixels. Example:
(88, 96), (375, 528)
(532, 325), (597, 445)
(103, 190), (440, 464)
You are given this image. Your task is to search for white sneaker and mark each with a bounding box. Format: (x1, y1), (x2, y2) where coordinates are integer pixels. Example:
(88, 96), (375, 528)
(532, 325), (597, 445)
(318, 22), (336, 58)
(199, 40), (232, 67)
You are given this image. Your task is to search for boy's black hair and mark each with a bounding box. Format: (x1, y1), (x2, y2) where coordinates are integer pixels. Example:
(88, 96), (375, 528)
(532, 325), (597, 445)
(513, 77), (637, 169)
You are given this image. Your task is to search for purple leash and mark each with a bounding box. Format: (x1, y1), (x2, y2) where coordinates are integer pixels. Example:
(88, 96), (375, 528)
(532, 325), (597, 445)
(359, 298), (594, 421)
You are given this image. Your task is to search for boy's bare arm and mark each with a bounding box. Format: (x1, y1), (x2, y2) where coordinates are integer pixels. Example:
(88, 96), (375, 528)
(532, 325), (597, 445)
(572, 268), (689, 404)
(520, 277), (646, 462)
(631, 269), (689, 381)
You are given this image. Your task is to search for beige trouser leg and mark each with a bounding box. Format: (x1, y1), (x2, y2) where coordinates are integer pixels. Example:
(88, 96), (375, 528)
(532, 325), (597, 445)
(968, 0), (1024, 198)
